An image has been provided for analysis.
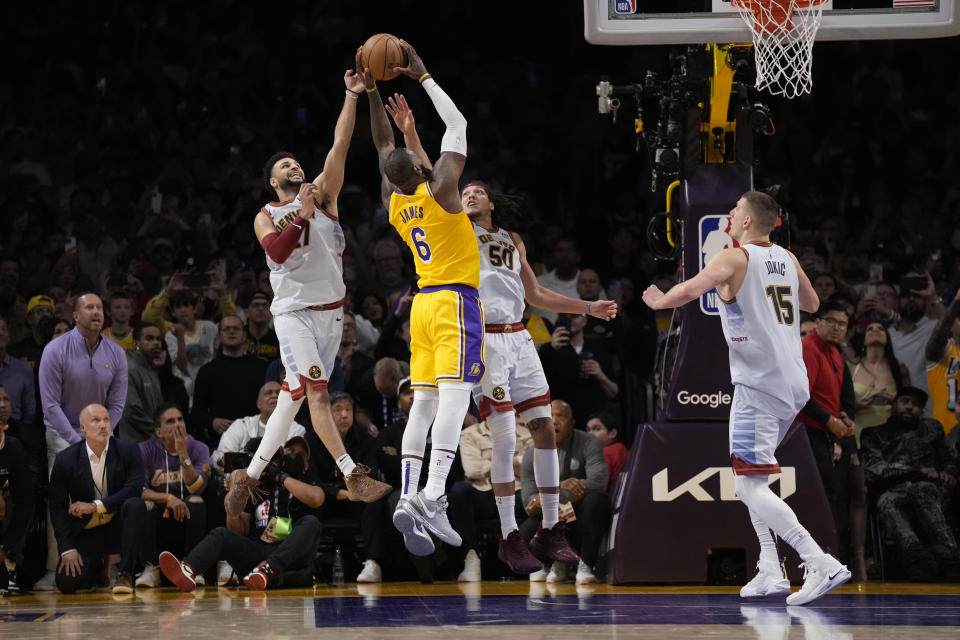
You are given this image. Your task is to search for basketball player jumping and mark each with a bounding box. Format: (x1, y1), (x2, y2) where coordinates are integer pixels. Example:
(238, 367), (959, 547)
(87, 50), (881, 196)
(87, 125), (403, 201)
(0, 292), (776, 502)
(361, 41), (483, 555)
(642, 191), (850, 605)
(384, 95), (618, 573)
(224, 69), (391, 516)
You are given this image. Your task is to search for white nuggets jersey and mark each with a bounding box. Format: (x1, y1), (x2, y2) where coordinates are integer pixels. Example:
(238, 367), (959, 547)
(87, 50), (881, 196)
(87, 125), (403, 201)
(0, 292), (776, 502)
(718, 243), (809, 418)
(261, 195), (345, 315)
(474, 224), (525, 324)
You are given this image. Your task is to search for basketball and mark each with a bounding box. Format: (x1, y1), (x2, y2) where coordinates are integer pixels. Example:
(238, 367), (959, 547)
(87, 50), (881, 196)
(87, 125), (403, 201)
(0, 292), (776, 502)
(360, 33), (407, 82)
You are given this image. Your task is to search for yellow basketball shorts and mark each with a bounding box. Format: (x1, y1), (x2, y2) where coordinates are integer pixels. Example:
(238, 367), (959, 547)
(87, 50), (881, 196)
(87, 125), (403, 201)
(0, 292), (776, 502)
(409, 284), (485, 389)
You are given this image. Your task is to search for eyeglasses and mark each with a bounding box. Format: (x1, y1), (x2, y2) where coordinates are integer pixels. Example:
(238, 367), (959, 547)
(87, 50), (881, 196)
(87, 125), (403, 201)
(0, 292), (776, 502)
(818, 317), (848, 329)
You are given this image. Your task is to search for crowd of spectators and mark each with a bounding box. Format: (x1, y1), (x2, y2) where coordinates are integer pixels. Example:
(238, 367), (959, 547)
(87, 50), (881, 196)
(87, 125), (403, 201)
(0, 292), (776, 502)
(1, 2), (959, 591)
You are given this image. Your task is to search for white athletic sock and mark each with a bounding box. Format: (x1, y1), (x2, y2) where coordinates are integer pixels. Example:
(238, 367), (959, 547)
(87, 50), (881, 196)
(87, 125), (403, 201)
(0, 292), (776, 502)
(533, 448), (560, 528)
(749, 507), (781, 567)
(423, 384), (471, 501)
(401, 389), (439, 498)
(736, 474), (824, 563)
(495, 494), (518, 537)
(247, 391), (304, 479)
(336, 454), (356, 476)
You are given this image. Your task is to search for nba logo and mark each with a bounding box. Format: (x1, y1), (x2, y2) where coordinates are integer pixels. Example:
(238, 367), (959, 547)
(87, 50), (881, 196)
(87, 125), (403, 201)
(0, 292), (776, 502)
(614, 0), (637, 14)
(698, 215), (737, 316)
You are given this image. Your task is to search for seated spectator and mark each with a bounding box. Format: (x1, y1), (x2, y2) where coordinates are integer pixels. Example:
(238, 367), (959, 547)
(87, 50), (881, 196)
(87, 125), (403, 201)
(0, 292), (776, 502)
(310, 392), (389, 583)
(242, 291), (279, 363)
(103, 292), (136, 352)
(448, 411), (533, 582)
(0, 316), (36, 433)
(210, 381), (307, 472)
(48, 404), (145, 594)
(190, 315), (266, 448)
(889, 271), (944, 418)
(585, 411), (629, 492)
(520, 400), (609, 585)
(860, 386), (960, 580)
(118, 323), (184, 442)
(356, 357), (406, 437)
(134, 404), (210, 588)
(0, 387), (33, 593)
(539, 314), (619, 428)
(158, 436), (324, 592)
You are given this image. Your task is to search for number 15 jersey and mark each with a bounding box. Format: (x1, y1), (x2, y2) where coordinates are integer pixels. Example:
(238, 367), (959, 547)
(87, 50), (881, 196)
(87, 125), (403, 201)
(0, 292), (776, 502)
(718, 242), (809, 419)
(388, 181), (479, 289)
(474, 224), (524, 325)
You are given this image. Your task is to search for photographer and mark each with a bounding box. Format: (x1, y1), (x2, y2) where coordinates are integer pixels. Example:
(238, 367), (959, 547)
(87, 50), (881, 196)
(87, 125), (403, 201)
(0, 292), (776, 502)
(538, 313), (619, 428)
(159, 436), (323, 592)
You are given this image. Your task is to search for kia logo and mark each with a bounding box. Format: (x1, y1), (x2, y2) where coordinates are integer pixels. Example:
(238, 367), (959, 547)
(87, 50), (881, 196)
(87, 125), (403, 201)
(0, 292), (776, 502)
(676, 390), (732, 408)
(651, 467), (796, 502)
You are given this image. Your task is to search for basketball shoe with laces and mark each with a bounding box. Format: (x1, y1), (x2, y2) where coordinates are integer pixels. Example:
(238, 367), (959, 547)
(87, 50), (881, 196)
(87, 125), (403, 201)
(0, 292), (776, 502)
(785, 554), (850, 606)
(399, 490), (461, 546)
(225, 469), (260, 516)
(393, 498), (436, 556)
(529, 521), (580, 565)
(498, 530), (543, 575)
(344, 464), (392, 503)
(740, 558), (791, 598)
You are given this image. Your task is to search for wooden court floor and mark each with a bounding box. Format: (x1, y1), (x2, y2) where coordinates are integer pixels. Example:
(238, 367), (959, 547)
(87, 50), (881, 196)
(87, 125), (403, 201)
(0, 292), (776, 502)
(3, 581), (960, 639)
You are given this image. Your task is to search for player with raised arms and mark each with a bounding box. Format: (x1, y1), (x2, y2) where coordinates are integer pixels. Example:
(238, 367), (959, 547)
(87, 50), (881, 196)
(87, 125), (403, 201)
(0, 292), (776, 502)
(360, 40), (483, 555)
(642, 191), (850, 605)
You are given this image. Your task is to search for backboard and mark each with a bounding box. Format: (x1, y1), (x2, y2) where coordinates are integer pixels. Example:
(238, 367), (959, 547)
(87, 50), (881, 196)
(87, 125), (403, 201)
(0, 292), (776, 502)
(584, 0), (960, 44)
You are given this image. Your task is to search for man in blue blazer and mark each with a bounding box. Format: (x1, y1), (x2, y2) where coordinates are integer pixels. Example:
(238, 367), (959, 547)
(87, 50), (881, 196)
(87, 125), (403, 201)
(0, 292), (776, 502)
(49, 403), (146, 594)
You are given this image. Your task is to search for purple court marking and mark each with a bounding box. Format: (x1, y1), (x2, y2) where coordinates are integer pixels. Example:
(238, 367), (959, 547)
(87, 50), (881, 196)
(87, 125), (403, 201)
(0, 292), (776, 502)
(312, 593), (960, 628)
(0, 612), (66, 623)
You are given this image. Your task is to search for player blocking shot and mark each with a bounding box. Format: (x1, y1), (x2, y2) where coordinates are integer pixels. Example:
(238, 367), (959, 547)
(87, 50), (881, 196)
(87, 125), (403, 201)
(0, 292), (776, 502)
(362, 40), (484, 556)
(224, 70), (391, 514)
(642, 191), (850, 606)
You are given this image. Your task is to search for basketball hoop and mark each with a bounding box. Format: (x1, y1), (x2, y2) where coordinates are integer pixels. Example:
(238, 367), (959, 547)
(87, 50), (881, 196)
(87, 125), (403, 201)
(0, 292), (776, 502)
(730, 0), (828, 99)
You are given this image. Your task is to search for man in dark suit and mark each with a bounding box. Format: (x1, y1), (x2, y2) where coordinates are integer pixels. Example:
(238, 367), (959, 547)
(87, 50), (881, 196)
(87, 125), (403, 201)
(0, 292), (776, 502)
(49, 403), (146, 594)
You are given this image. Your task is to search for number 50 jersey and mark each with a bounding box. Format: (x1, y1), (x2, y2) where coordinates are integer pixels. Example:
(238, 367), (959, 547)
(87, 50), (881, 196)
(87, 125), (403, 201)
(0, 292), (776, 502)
(388, 181), (479, 289)
(718, 242), (809, 419)
(474, 224), (524, 325)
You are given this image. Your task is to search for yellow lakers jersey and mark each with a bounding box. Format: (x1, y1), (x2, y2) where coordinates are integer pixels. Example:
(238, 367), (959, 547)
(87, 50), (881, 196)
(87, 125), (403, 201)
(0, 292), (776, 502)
(927, 340), (960, 432)
(389, 181), (479, 289)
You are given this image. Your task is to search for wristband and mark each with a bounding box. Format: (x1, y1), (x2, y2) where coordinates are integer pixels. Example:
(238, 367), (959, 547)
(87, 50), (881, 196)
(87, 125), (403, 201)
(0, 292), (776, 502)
(418, 72), (431, 84)
(345, 89), (359, 99)
(586, 301), (592, 315)
(366, 84), (377, 93)
(166, 493), (174, 506)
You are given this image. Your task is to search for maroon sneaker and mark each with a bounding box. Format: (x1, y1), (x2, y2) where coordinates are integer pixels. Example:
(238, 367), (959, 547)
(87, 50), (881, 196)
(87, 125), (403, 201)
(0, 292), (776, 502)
(529, 521), (580, 565)
(498, 530), (544, 575)
(243, 561), (277, 591)
(158, 551), (197, 593)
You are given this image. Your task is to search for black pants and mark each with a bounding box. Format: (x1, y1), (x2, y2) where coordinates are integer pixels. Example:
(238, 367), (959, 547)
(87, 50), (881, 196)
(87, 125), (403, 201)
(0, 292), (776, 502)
(806, 426), (851, 558)
(519, 490), (611, 566)
(323, 497), (388, 561)
(184, 514), (320, 580)
(447, 481), (526, 564)
(139, 499), (206, 564)
(0, 488), (35, 561)
(55, 497), (144, 594)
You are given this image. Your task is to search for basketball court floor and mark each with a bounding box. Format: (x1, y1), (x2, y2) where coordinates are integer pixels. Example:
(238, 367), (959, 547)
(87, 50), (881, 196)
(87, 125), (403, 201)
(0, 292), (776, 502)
(3, 581), (960, 638)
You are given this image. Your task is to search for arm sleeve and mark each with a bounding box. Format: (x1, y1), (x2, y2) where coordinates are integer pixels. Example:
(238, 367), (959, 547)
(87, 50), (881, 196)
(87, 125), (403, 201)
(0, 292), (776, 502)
(421, 77), (467, 156)
(261, 220), (307, 264)
(38, 349), (82, 445)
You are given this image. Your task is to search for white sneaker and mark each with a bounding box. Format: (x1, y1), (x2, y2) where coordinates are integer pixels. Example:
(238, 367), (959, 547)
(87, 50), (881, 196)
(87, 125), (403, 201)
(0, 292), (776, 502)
(33, 571), (57, 591)
(785, 554), (851, 606)
(356, 559), (382, 583)
(405, 491), (462, 547)
(529, 563), (550, 582)
(393, 497), (436, 556)
(194, 574), (206, 587)
(740, 559), (791, 598)
(135, 563), (160, 588)
(218, 561), (237, 587)
(458, 549), (481, 582)
(546, 562), (570, 583)
(575, 560), (598, 585)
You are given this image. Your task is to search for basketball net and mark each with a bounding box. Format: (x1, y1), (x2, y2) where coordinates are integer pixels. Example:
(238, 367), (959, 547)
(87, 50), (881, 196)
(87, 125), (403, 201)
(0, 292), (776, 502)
(731, 0), (827, 98)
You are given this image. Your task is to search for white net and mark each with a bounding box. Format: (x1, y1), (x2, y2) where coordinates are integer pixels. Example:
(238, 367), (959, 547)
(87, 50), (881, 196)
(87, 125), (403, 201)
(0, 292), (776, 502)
(731, 0), (827, 99)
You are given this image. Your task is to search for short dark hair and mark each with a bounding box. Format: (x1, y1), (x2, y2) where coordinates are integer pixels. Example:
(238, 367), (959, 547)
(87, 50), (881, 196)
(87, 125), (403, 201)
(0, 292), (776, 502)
(741, 191), (780, 233)
(588, 411), (620, 438)
(262, 151), (298, 188)
(329, 391), (354, 407)
(133, 322), (160, 341)
(817, 298), (850, 320)
(153, 402), (185, 429)
(170, 290), (198, 308)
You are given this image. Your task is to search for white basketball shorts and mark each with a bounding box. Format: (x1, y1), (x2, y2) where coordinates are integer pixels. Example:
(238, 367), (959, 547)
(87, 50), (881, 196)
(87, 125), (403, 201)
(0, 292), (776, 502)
(729, 385), (796, 475)
(273, 306), (343, 399)
(474, 329), (550, 419)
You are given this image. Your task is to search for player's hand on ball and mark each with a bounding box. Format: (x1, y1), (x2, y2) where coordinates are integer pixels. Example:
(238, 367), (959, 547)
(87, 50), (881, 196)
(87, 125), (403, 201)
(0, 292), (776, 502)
(394, 40), (427, 80)
(354, 47), (375, 90)
(642, 285), (665, 309)
(588, 299), (618, 321)
(344, 68), (365, 95)
(298, 183), (317, 219)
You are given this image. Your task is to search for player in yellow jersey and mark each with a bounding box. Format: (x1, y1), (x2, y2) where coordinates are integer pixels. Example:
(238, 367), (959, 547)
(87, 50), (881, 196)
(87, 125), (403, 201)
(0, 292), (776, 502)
(925, 288), (960, 432)
(359, 41), (481, 554)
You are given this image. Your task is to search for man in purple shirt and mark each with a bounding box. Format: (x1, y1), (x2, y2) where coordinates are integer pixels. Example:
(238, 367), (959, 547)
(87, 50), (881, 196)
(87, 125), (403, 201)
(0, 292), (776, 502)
(34, 293), (127, 590)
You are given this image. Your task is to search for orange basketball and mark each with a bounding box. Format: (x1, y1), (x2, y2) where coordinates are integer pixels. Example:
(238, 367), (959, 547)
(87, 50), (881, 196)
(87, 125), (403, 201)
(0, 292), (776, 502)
(360, 33), (407, 82)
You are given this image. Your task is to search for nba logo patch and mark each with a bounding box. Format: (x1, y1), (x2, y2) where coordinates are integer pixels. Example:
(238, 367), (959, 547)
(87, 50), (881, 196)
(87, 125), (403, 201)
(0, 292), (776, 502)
(698, 215), (737, 316)
(614, 0), (637, 14)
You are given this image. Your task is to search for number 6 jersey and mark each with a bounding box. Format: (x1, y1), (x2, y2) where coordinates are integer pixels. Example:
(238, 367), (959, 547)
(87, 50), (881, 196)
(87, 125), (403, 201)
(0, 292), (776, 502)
(474, 224), (524, 325)
(718, 242), (809, 418)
